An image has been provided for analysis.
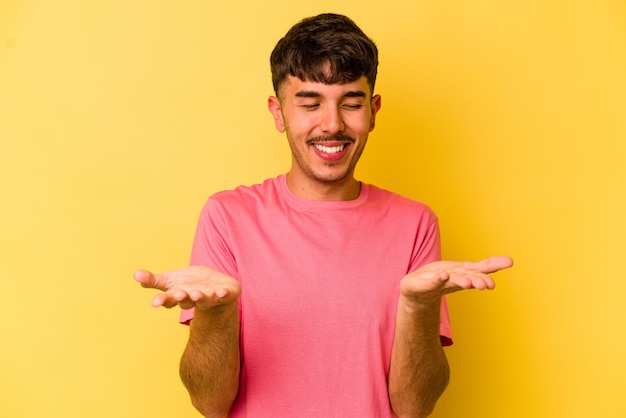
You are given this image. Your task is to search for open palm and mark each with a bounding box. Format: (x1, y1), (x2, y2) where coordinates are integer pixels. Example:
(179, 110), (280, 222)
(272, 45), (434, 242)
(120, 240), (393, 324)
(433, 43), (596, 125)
(134, 265), (241, 311)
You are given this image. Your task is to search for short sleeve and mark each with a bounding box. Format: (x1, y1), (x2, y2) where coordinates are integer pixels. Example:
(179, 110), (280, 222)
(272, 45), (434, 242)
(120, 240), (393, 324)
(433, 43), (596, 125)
(180, 196), (239, 325)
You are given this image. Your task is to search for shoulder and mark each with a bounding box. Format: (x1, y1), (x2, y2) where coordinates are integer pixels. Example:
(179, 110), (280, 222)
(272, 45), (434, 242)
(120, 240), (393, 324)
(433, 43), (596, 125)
(364, 183), (437, 220)
(203, 176), (282, 214)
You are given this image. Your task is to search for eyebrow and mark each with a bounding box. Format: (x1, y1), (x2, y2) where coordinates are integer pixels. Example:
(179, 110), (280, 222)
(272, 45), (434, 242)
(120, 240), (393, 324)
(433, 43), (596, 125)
(294, 90), (368, 98)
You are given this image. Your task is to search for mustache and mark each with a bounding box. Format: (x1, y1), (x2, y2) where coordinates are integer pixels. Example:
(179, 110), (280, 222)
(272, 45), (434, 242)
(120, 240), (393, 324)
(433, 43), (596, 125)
(306, 133), (355, 145)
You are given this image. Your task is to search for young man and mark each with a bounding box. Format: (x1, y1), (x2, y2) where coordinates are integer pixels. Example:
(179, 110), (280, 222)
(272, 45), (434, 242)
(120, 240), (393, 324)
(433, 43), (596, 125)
(135, 13), (513, 418)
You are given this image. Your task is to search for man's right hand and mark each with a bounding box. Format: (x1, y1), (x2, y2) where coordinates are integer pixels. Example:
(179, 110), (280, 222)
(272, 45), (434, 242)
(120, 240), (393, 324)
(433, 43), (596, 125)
(134, 266), (241, 311)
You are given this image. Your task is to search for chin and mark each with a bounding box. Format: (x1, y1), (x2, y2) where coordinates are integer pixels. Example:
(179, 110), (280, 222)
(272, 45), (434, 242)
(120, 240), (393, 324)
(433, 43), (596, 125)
(312, 170), (352, 184)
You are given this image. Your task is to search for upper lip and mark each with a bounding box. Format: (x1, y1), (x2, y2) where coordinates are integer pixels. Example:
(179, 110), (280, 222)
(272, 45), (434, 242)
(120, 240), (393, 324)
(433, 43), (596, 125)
(311, 141), (349, 147)
(306, 134), (355, 145)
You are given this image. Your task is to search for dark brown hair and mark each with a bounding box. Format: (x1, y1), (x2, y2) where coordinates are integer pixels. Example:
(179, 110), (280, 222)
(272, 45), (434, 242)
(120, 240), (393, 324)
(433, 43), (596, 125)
(270, 13), (379, 96)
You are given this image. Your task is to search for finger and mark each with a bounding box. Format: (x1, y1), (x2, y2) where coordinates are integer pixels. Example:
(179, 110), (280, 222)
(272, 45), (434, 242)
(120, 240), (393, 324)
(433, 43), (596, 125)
(152, 289), (192, 309)
(468, 256), (514, 274)
(448, 274), (473, 290)
(134, 269), (168, 291)
(446, 271), (496, 292)
(170, 288), (197, 309)
(469, 273), (496, 290)
(436, 272), (450, 283)
(155, 288), (238, 310)
(151, 292), (172, 308)
(192, 287), (238, 310)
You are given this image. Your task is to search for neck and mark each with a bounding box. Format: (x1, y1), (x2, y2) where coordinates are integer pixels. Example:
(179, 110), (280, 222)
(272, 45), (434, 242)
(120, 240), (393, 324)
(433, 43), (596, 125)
(286, 171), (361, 201)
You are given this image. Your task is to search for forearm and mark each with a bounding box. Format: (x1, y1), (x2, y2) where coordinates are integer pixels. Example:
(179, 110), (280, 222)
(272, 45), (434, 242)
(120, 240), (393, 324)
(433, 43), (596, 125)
(180, 303), (240, 418)
(388, 297), (450, 418)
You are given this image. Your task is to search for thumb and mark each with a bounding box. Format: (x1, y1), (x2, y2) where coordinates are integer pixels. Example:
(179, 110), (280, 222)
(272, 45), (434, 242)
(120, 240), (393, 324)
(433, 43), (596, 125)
(134, 269), (168, 290)
(471, 256), (514, 274)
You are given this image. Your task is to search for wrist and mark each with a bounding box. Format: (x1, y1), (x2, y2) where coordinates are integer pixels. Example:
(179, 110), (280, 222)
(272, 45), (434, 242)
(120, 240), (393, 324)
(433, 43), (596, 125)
(191, 302), (239, 332)
(398, 293), (442, 315)
(397, 295), (441, 339)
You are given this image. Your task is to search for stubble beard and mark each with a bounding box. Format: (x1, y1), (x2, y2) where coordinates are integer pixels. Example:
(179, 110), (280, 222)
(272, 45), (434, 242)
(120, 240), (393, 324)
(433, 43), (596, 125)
(290, 137), (366, 186)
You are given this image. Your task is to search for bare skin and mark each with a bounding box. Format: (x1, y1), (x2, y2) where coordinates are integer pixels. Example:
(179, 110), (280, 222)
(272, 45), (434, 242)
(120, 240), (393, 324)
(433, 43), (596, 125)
(134, 267), (241, 418)
(267, 76), (381, 200)
(389, 256), (514, 417)
(135, 257), (513, 417)
(136, 77), (514, 416)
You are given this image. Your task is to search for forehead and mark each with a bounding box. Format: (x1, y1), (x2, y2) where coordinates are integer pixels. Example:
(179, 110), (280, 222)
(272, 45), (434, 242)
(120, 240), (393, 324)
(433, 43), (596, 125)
(280, 76), (371, 99)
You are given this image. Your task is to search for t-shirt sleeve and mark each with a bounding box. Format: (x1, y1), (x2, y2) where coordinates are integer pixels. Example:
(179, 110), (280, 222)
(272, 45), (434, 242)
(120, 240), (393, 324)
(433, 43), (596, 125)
(409, 214), (454, 346)
(180, 196), (239, 325)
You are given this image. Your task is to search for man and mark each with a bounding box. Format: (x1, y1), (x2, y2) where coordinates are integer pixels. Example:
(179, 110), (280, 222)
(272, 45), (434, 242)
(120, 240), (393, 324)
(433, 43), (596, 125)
(134, 13), (513, 418)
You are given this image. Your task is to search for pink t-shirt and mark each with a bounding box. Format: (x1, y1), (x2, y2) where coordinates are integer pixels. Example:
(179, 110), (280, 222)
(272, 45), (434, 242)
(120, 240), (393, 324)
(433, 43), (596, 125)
(183, 175), (452, 417)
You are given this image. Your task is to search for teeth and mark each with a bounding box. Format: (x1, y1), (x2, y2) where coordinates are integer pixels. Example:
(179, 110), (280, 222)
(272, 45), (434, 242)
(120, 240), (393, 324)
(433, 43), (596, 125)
(314, 144), (345, 154)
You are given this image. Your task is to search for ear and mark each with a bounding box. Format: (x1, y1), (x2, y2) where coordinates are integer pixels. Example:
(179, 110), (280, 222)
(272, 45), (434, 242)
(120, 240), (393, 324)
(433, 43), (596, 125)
(369, 94), (382, 132)
(268, 96), (286, 133)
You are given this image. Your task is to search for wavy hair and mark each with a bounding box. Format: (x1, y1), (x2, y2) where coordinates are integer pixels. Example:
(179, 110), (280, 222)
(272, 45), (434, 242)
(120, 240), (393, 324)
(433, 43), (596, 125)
(270, 13), (379, 97)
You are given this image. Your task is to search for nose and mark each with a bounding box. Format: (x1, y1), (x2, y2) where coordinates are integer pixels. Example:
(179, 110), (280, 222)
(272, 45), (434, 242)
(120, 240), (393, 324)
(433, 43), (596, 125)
(320, 105), (344, 134)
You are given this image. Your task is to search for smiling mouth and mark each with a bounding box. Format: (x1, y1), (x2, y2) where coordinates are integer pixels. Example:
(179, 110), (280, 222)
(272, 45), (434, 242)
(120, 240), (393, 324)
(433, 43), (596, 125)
(314, 143), (347, 154)
(307, 134), (355, 156)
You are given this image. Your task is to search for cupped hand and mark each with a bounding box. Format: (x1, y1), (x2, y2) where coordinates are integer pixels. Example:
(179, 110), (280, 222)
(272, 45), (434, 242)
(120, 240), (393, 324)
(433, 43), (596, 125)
(134, 265), (241, 311)
(400, 256), (513, 304)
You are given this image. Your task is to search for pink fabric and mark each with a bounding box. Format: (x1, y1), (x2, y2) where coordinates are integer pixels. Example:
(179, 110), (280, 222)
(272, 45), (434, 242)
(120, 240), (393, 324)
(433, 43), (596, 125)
(183, 175), (452, 417)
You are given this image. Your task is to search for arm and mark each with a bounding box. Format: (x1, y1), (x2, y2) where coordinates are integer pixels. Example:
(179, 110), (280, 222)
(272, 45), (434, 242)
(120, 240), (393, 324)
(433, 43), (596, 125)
(135, 266), (241, 418)
(388, 295), (449, 418)
(388, 256), (513, 418)
(180, 300), (240, 417)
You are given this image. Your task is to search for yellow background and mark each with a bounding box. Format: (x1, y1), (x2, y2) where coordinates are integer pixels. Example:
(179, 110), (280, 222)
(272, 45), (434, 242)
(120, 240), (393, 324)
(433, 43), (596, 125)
(1, 1), (625, 417)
